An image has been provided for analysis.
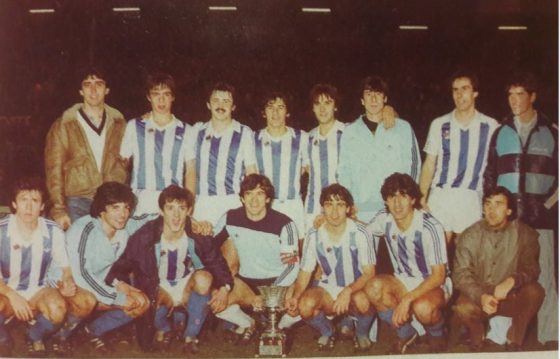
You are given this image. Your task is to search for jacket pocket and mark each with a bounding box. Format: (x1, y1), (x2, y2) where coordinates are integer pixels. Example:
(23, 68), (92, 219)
(64, 157), (96, 195)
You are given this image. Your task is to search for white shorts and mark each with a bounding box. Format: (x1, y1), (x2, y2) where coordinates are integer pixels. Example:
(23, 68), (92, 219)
(428, 187), (482, 233)
(134, 189), (162, 215)
(317, 282), (344, 301)
(395, 274), (453, 302)
(272, 198), (305, 239)
(193, 194), (242, 226)
(159, 272), (192, 307)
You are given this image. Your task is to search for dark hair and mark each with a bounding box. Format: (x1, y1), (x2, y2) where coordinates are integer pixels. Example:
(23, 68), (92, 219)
(483, 186), (516, 219)
(158, 185), (194, 210)
(450, 69), (479, 92)
(309, 83), (339, 107)
(240, 174), (275, 208)
(361, 76), (389, 96)
(145, 72), (176, 96)
(208, 82), (236, 103)
(10, 177), (47, 213)
(380, 173), (422, 209)
(262, 91), (291, 113)
(319, 183), (354, 209)
(506, 71), (538, 95)
(90, 182), (137, 218)
(76, 65), (108, 87)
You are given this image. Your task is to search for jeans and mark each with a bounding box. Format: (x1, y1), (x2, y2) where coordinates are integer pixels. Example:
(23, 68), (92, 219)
(66, 196), (93, 222)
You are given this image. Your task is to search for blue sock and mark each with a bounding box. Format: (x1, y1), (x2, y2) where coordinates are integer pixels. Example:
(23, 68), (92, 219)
(185, 292), (210, 338)
(55, 314), (81, 340)
(28, 314), (57, 342)
(355, 313), (375, 338)
(0, 314), (8, 343)
(377, 309), (415, 339)
(87, 309), (133, 337)
(338, 315), (354, 330)
(155, 305), (171, 332)
(173, 310), (186, 330)
(425, 319), (445, 337)
(306, 312), (334, 337)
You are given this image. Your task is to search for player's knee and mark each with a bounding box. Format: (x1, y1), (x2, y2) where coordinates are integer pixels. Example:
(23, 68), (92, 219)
(0, 296), (13, 316)
(193, 270), (213, 295)
(297, 294), (318, 319)
(127, 293), (150, 318)
(365, 278), (384, 304)
(412, 298), (441, 325)
(70, 291), (97, 318)
(351, 292), (371, 314)
(523, 282), (545, 305)
(452, 296), (481, 321)
(42, 297), (67, 324)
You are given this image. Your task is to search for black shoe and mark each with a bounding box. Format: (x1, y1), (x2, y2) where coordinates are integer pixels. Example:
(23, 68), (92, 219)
(51, 337), (73, 356)
(85, 329), (112, 355)
(154, 330), (174, 351)
(27, 339), (47, 358)
(389, 332), (418, 354)
(237, 323), (256, 346)
(182, 337), (200, 355)
(353, 335), (371, 352)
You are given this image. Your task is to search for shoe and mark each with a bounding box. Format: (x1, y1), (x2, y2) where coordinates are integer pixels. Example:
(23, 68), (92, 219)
(85, 330), (112, 355)
(389, 332), (418, 354)
(339, 325), (355, 340)
(237, 323), (256, 345)
(182, 337), (200, 355)
(51, 337), (73, 356)
(27, 339), (47, 358)
(223, 327), (240, 344)
(317, 335), (335, 351)
(0, 340), (12, 357)
(154, 330), (174, 351)
(427, 334), (447, 353)
(353, 335), (371, 352)
(505, 342), (522, 352)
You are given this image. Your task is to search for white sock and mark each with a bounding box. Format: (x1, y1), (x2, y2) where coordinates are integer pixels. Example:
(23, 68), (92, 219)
(215, 304), (254, 330)
(278, 314), (301, 329)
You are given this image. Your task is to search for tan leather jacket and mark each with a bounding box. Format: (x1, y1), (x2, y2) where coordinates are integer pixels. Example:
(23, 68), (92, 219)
(45, 103), (129, 221)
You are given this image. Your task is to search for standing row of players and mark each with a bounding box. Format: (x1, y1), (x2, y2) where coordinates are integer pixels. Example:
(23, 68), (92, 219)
(0, 66), (556, 355)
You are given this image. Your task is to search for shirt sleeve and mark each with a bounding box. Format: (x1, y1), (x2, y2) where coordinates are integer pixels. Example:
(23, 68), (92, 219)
(183, 124), (197, 163)
(423, 119), (441, 156)
(119, 120), (136, 159)
(356, 226), (377, 267)
(300, 131), (310, 168)
(423, 220), (448, 267)
(51, 226), (69, 268)
(274, 221), (300, 286)
(366, 209), (388, 237)
(300, 231), (318, 273)
(213, 213), (230, 247)
(241, 127), (257, 168)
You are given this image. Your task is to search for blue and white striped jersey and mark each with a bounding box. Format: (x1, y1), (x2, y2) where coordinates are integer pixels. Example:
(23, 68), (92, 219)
(255, 127), (309, 201)
(368, 209), (448, 279)
(120, 115), (192, 191)
(301, 219), (376, 288)
(424, 111), (498, 192)
(156, 234), (203, 286)
(214, 207), (299, 286)
(0, 215), (67, 293)
(305, 120), (346, 216)
(193, 120), (256, 196)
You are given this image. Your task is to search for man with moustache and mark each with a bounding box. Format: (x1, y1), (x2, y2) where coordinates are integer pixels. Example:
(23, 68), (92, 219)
(45, 66), (128, 229)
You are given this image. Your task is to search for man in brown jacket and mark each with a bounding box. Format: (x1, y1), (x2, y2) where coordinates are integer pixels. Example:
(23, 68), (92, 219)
(45, 67), (128, 230)
(452, 186), (544, 351)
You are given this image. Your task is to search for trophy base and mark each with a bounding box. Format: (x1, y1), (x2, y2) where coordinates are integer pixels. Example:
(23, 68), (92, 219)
(257, 336), (286, 357)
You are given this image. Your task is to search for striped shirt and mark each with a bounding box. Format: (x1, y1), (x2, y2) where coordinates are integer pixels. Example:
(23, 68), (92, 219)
(120, 115), (192, 191)
(255, 127), (309, 201)
(424, 111), (498, 192)
(301, 219), (376, 288)
(305, 120), (346, 215)
(193, 120), (256, 196)
(156, 234), (203, 286)
(367, 209), (448, 279)
(0, 215), (67, 293)
(214, 207), (299, 286)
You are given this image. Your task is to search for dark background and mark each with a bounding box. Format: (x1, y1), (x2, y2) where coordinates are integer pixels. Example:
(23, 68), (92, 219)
(0, 0), (557, 204)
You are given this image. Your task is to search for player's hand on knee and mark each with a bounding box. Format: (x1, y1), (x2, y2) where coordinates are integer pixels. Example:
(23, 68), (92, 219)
(6, 291), (34, 321)
(253, 295), (264, 311)
(285, 297), (299, 317)
(481, 294), (498, 315)
(333, 287), (352, 315)
(58, 279), (77, 297)
(392, 298), (412, 327)
(209, 287), (228, 313)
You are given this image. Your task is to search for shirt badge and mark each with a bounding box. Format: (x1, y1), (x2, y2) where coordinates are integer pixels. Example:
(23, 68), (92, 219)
(442, 129), (450, 140)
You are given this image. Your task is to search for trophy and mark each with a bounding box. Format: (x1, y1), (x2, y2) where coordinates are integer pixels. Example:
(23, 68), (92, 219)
(256, 285), (289, 357)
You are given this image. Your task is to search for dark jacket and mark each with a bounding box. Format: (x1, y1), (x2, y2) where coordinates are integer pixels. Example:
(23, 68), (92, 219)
(105, 216), (233, 351)
(484, 113), (558, 229)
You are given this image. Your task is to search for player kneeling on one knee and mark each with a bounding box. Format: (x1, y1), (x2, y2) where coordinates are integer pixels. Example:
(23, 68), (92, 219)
(0, 177), (77, 357)
(366, 173), (452, 354)
(106, 185), (233, 354)
(286, 184), (376, 352)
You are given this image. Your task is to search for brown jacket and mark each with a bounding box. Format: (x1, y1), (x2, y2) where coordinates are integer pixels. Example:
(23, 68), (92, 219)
(453, 219), (540, 304)
(45, 103), (128, 221)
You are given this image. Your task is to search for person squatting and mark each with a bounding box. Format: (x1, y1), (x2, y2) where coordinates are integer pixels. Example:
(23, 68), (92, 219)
(0, 67), (556, 357)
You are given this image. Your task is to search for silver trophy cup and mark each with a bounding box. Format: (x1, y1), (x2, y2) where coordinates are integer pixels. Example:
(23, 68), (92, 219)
(256, 285), (289, 357)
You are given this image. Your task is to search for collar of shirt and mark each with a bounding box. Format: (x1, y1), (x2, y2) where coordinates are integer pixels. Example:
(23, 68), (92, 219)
(313, 120), (345, 141)
(318, 217), (357, 248)
(451, 110), (483, 130)
(388, 209), (423, 238)
(93, 217), (130, 246)
(361, 114), (379, 133)
(204, 119), (242, 138)
(259, 126), (296, 142)
(7, 214), (49, 247)
(145, 114), (181, 131)
(514, 113), (537, 131)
